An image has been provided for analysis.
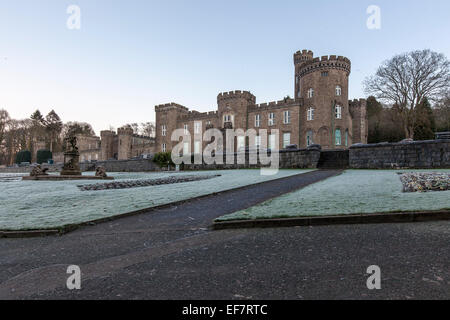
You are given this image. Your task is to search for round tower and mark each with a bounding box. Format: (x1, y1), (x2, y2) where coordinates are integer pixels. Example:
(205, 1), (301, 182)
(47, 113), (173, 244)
(117, 127), (134, 160)
(217, 90), (256, 130)
(294, 50), (352, 149)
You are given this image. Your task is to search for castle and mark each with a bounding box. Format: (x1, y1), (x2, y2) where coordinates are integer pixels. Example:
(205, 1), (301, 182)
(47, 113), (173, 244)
(75, 49), (368, 162)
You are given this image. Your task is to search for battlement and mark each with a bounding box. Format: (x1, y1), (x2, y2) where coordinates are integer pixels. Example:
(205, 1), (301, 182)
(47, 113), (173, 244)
(217, 90), (256, 103)
(294, 49), (314, 64)
(248, 98), (299, 111)
(117, 127), (134, 136)
(155, 102), (189, 112)
(349, 99), (367, 108)
(100, 130), (116, 136)
(178, 110), (219, 121)
(297, 54), (351, 77)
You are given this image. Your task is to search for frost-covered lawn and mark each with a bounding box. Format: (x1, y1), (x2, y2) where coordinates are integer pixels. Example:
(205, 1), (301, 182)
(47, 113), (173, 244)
(0, 169), (311, 230)
(217, 170), (450, 221)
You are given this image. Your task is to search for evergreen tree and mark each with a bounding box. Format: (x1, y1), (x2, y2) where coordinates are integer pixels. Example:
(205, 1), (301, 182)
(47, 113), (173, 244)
(414, 98), (436, 140)
(44, 110), (63, 152)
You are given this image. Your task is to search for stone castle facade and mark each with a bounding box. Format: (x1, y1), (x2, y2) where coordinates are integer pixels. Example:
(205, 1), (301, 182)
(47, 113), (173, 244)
(155, 50), (368, 154)
(70, 49), (367, 162)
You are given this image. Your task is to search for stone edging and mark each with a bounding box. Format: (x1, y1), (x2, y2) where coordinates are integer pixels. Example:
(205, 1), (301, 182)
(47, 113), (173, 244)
(212, 210), (450, 230)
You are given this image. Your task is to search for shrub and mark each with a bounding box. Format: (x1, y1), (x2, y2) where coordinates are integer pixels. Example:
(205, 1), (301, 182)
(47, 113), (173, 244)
(15, 150), (32, 164)
(152, 152), (174, 168)
(36, 149), (52, 164)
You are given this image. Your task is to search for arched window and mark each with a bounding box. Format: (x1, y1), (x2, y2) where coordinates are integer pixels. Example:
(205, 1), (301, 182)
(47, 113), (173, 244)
(307, 88), (314, 98)
(336, 86), (342, 96)
(335, 129), (342, 146)
(306, 130), (314, 146)
(335, 105), (342, 119)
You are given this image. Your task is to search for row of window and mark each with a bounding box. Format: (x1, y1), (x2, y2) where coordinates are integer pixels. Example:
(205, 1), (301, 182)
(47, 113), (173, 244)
(306, 86), (342, 98)
(162, 105), (343, 137)
(254, 111), (291, 127)
(306, 129), (348, 147)
(161, 133), (293, 154)
(163, 127), (349, 153)
(307, 105), (342, 121)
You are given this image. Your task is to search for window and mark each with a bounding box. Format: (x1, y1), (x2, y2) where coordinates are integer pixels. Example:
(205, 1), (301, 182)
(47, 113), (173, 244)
(283, 133), (291, 148)
(268, 113), (275, 126)
(336, 85), (342, 96)
(255, 136), (261, 149)
(335, 105), (342, 119)
(307, 130), (314, 146)
(335, 129), (342, 146)
(345, 129), (349, 147)
(184, 124), (189, 135)
(307, 88), (314, 98)
(283, 111), (291, 124)
(223, 115), (232, 123)
(194, 122), (201, 134)
(269, 134), (276, 150)
(307, 107), (314, 121)
(162, 125), (167, 137)
(162, 144), (166, 152)
(194, 141), (201, 154)
(321, 71), (329, 77)
(255, 114), (261, 127)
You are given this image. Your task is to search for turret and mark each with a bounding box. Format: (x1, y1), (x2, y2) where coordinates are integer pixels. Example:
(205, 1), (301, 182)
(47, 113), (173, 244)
(217, 90), (256, 130)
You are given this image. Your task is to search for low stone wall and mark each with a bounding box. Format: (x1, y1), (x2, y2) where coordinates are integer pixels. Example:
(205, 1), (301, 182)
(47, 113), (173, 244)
(0, 164), (63, 174)
(350, 139), (450, 169)
(182, 148), (321, 171)
(80, 159), (160, 172)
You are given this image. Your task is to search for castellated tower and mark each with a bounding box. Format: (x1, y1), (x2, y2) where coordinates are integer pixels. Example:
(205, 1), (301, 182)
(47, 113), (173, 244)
(217, 90), (256, 130)
(117, 127), (134, 160)
(155, 103), (189, 152)
(349, 99), (369, 144)
(294, 49), (353, 149)
(100, 130), (118, 161)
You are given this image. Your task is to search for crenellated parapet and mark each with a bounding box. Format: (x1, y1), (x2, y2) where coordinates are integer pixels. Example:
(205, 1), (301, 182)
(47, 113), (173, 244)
(155, 102), (189, 112)
(248, 98), (300, 112)
(217, 90), (256, 104)
(117, 127), (134, 136)
(179, 110), (219, 121)
(297, 54), (351, 77)
(294, 49), (314, 65)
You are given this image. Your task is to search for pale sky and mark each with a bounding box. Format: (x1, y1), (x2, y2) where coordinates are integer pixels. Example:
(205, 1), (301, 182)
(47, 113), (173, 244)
(1, 0), (449, 135)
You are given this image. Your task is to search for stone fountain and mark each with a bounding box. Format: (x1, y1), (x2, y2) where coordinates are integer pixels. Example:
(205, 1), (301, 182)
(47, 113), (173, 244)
(23, 135), (114, 181)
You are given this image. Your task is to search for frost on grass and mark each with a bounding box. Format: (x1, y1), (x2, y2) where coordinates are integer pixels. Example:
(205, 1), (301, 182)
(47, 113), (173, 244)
(0, 169), (311, 230)
(217, 170), (450, 221)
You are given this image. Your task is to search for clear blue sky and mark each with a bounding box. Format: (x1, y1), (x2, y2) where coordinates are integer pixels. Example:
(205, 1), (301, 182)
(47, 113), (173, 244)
(1, 0), (449, 134)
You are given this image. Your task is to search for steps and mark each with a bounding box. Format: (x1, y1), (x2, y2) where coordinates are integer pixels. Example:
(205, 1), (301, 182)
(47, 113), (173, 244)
(317, 150), (349, 169)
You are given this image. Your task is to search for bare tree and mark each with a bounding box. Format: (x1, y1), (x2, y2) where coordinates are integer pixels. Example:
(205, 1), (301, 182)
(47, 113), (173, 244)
(140, 122), (155, 137)
(364, 50), (450, 139)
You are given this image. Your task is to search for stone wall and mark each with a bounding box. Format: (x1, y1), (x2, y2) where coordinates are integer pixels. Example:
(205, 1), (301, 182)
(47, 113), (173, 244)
(349, 140), (450, 169)
(182, 148), (321, 171)
(0, 164), (63, 174)
(80, 159), (160, 172)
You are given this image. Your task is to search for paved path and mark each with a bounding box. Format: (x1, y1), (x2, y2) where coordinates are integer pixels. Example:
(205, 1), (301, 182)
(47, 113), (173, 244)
(0, 169), (448, 300)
